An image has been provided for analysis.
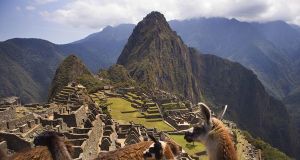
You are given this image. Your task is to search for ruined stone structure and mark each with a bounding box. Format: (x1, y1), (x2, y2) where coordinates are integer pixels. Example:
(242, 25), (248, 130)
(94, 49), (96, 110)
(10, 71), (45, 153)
(0, 84), (260, 160)
(0, 83), (104, 160)
(0, 97), (19, 123)
(50, 82), (88, 105)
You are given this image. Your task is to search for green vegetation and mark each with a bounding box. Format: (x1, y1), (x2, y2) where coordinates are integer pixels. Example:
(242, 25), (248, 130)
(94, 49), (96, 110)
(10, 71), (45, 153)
(107, 97), (173, 131)
(125, 93), (144, 104)
(99, 64), (136, 87)
(168, 134), (207, 159)
(241, 131), (292, 160)
(77, 74), (104, 93)
(49, 55), (93, 100)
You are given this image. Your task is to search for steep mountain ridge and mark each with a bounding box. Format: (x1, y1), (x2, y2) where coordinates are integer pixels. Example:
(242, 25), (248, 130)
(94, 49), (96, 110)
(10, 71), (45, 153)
(117, 11), (295, 157)
(118, 12), (199, 101)
(0, 38), (64, 103)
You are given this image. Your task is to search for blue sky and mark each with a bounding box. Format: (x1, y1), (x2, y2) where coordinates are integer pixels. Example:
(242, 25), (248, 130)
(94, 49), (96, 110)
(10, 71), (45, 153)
(0, 0), (98, 44)
(1, 0), (300, 44)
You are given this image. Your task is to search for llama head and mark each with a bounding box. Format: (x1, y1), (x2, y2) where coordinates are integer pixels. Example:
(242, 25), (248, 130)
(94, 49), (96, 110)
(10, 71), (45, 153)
(143, 134), (164, 160)
(184, 103), (213, 143)
(33, 131), (65, 147)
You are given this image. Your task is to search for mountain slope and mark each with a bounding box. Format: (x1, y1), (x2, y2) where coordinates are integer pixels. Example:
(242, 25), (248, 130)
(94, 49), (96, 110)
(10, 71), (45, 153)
(117, 11), (295, 157)
(0, 25), (133, 103)
(117, 12), (199, 101)
(169, 18), (300, 100)
(48, 55), (93, 100)
(60, 24), (134, 72)
(0, 38), (63, 103)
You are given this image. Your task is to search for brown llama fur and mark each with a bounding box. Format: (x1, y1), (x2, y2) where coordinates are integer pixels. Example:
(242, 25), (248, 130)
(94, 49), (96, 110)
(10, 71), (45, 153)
(207, 117), (237, 160)
(97, 138), (180, 160)
(185, 103), (237, 160)
(0, 148), (8, 160)
(4, 131), (73, 160)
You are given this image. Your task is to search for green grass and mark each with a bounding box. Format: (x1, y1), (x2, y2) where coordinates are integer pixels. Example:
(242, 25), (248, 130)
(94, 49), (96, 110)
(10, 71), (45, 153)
(168, 135), (208, 159)
(107, 97), (174, 131)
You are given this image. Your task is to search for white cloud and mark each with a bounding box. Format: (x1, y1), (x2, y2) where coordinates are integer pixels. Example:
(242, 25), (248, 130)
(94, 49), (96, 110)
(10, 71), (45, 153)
(40, 0), (300, 29)
(34, 0), (58, 5)
(25, 5), (36, 11)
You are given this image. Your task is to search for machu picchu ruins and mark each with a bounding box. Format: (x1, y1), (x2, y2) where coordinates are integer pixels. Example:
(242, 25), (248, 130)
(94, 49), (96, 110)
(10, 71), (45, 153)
(0, 80), (262, 160)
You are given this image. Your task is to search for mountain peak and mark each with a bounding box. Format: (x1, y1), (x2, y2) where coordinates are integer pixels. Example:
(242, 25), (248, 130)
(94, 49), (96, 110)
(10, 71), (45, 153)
(117, 11), (186, 66)
(117, 11), (196, 100)
(143, 11), (166, 23)
(133, 11), (172, 36)
(48, 55), (92, 101)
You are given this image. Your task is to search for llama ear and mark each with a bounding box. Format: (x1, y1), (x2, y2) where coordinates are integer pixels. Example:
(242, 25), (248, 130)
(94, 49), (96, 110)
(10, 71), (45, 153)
(148, 134), (158, 143)
(218, 105), (228, 120)
(159, 132), (166, 141)
(199, 103), (212, 125)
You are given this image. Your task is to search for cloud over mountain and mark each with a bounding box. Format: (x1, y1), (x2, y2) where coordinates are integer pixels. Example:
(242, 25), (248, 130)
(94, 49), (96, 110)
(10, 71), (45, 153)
(40, 0), (300, 29)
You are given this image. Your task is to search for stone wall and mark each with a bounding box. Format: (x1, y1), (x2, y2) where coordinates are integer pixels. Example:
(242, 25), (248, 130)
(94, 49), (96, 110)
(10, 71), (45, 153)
(164, 116), (190, 130)
(0, 113), (37, 132)
(81, 115), (103, 160)
(54, 105), (87, 127)
(6, 113), (35, 130)
(0, 105), (16, 122)
(40, 118), (68, 132)
(74, 105), (87, 127)
(0, 132), (31, 151)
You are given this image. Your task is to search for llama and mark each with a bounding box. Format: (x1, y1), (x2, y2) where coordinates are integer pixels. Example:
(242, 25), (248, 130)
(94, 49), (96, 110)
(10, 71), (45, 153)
(184, 103), (237, 160)
(0, 148), (7, 160)
(7, 131), (73, 160)
(97, 134), (180, 160)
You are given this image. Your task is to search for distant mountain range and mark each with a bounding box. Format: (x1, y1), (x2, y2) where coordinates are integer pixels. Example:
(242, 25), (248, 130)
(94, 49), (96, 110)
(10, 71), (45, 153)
(1, 17), (300, 105)
(170, 19), (300, 100)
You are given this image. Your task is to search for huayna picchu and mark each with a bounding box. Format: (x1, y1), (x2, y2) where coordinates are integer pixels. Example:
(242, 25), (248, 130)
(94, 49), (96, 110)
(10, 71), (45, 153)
(0, 10), (297, 160)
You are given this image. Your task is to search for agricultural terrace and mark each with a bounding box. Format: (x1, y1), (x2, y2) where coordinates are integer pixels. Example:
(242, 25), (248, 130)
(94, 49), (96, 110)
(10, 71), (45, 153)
(107, 97), (174, 131)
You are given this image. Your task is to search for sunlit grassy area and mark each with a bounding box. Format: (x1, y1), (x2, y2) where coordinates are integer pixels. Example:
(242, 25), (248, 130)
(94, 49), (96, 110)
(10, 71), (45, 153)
(108, 97), (208, 158)
(168, 134), (208, 159)
(107, 97), (174, 131)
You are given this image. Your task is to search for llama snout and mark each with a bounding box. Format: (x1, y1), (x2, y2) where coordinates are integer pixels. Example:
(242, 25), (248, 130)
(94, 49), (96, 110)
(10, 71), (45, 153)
(184, 131), (194, 143)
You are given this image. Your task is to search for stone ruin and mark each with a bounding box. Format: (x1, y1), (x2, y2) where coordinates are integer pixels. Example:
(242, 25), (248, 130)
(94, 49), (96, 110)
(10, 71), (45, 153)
(50, 82), (88, 105)
(99, 115), (162, 152)
(0, 82), (104, 159)
(0, 83), (261, 160)
(0, 83), (194, 159)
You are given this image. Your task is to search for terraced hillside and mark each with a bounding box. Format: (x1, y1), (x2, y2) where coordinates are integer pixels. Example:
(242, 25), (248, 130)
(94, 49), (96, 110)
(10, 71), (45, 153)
(107, 97), (173, 131)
